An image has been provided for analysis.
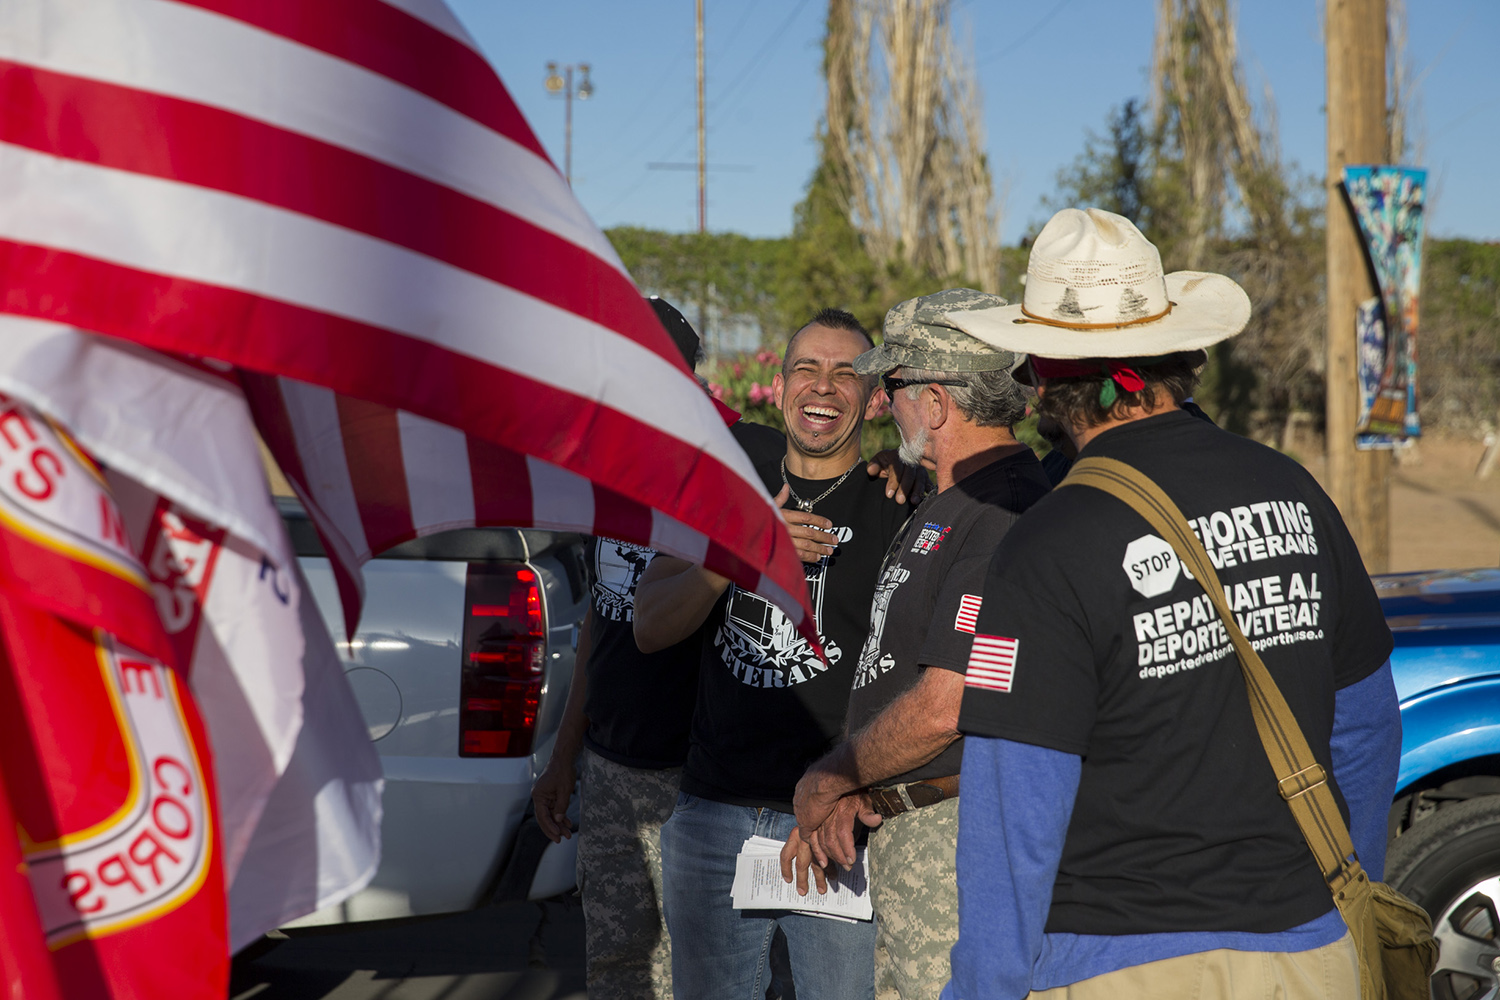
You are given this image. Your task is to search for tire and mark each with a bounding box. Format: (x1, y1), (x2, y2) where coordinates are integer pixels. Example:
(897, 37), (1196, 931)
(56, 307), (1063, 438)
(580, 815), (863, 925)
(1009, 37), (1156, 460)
(1387, 793), (1500, 1000)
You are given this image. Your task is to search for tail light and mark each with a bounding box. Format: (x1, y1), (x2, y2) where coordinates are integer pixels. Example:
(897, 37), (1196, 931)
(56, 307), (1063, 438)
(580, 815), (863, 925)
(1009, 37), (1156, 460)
(459, 564), (545, 757)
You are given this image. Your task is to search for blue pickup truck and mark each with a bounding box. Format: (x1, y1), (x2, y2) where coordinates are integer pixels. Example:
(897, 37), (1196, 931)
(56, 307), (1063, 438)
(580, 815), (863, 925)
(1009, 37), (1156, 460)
(1380, 569), (1500, 1000)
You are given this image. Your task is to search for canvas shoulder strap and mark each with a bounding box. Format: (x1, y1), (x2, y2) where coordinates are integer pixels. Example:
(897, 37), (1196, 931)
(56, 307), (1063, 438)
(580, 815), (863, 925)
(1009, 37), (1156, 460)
(1060, 455), (1366, 898)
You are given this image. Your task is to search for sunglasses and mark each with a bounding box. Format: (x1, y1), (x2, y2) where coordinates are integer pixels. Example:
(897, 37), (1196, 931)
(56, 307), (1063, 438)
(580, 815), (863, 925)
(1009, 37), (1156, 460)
(881, 374), (967, 396)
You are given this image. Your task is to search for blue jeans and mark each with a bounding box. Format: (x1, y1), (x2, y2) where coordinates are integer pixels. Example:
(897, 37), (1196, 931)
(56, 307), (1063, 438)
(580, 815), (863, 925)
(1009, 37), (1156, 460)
(660, 791), (877, 1000)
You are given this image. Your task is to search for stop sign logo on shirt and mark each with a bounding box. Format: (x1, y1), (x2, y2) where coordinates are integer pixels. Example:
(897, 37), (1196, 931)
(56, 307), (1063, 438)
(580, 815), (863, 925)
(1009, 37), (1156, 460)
(1123, 534), (1182, 598)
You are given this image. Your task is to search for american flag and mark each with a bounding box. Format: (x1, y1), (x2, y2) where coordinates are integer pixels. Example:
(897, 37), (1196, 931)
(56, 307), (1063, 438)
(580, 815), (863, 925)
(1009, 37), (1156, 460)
(954, 594), (982, 634)
(0, 0), (811, 631)
(966, 634), (1019, 693)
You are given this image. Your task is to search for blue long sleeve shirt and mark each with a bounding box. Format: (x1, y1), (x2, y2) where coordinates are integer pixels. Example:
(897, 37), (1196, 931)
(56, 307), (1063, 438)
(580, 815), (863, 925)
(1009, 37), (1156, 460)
(943, 661), (1401, 1000)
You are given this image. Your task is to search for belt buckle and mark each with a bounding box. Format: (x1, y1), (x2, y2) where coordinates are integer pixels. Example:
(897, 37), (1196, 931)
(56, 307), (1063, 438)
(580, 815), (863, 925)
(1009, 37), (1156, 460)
(869, 786), (908, 819)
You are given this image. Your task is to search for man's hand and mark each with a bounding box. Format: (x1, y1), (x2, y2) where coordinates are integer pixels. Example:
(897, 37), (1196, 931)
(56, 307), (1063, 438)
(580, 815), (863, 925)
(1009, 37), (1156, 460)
(793, 769), (842, 835)
(779, 826), (831, 896)
(805, 792), (883, 869)
(531, 758), (576, 843)
(773, 484), (840, 563)
(867, 450), (929, 505)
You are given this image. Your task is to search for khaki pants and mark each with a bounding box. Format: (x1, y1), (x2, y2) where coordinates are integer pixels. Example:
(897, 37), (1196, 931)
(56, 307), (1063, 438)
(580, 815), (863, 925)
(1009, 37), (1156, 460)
(576, 749), (680, 1000)
(1028, 932), (1361, 1000)
(866, 796), (959, 1000)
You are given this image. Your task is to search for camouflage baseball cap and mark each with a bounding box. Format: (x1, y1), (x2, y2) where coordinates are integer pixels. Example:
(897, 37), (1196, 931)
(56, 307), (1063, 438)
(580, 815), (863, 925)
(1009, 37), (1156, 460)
(853, 288), (1023, 375)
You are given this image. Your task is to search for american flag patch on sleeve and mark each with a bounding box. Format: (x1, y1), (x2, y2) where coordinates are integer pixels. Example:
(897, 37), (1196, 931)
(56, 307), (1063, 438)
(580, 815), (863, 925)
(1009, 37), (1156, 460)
(966, 634), (1019, 692)
(954, 594), (982, 634)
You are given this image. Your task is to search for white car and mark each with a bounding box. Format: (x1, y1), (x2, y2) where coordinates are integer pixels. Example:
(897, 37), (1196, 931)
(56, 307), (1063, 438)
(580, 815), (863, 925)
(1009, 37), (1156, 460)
(276, 499), (586, 925)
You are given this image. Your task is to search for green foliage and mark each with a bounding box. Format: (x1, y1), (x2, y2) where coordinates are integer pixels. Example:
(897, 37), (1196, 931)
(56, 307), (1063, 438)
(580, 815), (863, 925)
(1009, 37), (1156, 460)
(606, 227), (799, 340)
(1047, 100), (1157, 234)
(1049, 99), (1327, 437)
(1419, 239), (1500, 429)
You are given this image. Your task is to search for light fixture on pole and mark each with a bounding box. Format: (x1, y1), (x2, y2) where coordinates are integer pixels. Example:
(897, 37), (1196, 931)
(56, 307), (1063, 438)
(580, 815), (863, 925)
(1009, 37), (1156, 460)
(544, 61), (594, 186)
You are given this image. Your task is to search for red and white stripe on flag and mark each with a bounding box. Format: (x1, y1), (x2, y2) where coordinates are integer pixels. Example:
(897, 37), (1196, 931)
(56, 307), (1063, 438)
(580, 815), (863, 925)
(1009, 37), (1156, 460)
(966, 634), (1019, 693)
(240, 372), (806, 635)
(0, 0), (812, 630)
(954, 594), (982, 634)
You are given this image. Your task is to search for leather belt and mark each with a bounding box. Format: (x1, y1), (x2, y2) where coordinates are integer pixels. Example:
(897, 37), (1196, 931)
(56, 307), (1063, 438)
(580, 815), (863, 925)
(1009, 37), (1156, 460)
(868, 774), (960, 819)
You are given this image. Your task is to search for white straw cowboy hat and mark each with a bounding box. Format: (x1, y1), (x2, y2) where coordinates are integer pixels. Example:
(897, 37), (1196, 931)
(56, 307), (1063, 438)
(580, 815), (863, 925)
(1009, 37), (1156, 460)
(947, 207), (1251, 359)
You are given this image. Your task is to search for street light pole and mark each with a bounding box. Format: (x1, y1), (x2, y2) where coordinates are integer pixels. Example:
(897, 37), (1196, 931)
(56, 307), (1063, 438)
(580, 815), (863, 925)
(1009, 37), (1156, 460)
(544, 61), (594, 186)
(696, 0), (706, 233)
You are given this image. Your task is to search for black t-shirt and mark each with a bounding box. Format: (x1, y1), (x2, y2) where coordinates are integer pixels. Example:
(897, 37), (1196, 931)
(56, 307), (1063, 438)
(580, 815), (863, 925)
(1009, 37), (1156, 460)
(681, 462), (911, 811)
(844, 450), (1051, 784)
(580, 423), (782, 769)
(957, 410), (1393, 936)
(583, 536), (704, 769)
(731, 419), (787, 470)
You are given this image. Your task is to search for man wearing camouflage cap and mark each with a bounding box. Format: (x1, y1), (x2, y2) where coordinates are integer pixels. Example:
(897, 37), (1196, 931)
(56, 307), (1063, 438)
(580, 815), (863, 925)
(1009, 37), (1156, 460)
(780, 288), (1051, 1000)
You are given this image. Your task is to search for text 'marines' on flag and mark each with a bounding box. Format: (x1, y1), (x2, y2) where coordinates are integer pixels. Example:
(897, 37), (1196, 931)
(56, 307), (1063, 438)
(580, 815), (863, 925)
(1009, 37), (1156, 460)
(0, 0), (811, 627)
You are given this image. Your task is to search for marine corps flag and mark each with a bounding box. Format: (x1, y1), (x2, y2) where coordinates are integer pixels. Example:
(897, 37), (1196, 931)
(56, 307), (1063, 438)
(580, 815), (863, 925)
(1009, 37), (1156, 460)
(0, 396), (226, 999)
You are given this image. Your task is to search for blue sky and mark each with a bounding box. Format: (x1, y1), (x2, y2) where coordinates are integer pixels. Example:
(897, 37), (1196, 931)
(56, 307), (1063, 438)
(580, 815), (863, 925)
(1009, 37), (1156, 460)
(451, 1), (1498, 244)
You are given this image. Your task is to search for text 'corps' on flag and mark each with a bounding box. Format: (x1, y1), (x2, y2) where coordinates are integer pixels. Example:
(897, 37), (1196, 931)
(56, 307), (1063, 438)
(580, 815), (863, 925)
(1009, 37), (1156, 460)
(0, 398), (225, 999)
(0, 0), (812, 629)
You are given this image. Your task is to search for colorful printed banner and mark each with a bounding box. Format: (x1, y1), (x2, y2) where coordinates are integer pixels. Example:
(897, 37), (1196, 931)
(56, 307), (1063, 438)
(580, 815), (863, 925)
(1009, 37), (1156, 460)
(1343, 166), (1427, 440)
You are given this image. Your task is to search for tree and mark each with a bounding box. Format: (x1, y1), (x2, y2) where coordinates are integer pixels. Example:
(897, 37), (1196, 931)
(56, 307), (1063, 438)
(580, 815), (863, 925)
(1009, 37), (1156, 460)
(786, 0), (1002, 335)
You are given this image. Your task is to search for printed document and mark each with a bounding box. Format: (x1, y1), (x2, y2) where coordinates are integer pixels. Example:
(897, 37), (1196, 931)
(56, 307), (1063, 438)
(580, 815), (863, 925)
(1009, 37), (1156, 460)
(730, 835), (873, 922)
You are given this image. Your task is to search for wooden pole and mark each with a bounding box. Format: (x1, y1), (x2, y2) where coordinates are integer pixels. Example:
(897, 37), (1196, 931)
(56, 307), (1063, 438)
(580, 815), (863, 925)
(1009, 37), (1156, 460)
(1325, 0), (1390, 571)
(696, 0), (707, 233)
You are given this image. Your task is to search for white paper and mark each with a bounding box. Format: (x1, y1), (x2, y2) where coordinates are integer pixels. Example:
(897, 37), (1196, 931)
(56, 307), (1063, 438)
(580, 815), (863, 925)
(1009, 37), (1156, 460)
(730, 836), (873, 922)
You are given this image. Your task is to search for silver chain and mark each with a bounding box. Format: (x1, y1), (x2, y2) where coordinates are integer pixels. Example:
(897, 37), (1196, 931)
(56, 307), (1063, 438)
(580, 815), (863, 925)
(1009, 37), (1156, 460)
(781, 457), (861, 512)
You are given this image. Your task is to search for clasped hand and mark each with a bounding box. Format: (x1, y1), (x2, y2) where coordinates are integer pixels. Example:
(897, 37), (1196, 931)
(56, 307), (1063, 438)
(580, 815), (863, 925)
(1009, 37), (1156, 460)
(778, 791), (883, 896)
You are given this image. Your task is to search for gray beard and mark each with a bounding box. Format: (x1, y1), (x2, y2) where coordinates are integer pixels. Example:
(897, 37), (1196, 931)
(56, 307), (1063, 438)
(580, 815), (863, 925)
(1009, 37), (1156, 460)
(897, 422), (928, 467)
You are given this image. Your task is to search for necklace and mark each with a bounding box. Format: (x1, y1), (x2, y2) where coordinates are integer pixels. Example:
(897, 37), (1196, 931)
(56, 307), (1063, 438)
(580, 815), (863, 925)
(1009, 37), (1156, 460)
(781, 457), (861, 512)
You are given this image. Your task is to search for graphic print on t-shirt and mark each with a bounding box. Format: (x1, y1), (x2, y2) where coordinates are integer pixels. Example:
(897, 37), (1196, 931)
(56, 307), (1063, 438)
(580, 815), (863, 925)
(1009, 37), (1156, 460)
(714, 534), (846, 687)
(851, 557), (910, 689)
(909, 522), (950, 555)
(1132, 499), (1327, 680)
(592, 538), (653, 622)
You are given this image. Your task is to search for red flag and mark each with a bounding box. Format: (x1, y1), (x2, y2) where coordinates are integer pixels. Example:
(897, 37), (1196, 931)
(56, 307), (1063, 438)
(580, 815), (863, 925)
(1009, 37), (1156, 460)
(0, 0), (811, 630)
(0, 319), (382, 951)
(0, 399), (226, 998)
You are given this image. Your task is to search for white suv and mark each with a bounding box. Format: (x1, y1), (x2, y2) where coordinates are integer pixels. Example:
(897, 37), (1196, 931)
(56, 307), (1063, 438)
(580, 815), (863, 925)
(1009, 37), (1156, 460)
(276, 499), (587, 924)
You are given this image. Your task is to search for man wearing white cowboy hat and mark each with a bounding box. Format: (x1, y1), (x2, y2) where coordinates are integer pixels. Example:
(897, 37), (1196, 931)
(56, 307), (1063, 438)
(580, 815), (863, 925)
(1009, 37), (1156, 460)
(937, 208), (1402, 999)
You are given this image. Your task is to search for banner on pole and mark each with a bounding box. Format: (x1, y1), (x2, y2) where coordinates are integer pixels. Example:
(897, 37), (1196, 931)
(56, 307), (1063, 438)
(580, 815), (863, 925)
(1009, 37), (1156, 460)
(1343, 166), (1426, 442)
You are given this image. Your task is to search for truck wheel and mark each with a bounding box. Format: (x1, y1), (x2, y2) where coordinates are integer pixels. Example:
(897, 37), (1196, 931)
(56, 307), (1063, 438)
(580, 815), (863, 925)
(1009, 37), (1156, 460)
(1387, 794), (1500, 1000)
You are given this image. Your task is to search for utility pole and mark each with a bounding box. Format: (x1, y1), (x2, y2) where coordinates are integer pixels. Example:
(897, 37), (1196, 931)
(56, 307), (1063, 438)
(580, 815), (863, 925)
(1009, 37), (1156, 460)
(1325, 0), (1389, 570)
(696, 0), (707, 233)
(544, 61), (595, 186)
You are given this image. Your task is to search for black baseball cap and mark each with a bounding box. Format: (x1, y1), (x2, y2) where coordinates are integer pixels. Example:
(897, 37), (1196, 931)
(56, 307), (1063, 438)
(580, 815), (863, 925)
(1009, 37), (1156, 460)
(648, 296), (701, 370)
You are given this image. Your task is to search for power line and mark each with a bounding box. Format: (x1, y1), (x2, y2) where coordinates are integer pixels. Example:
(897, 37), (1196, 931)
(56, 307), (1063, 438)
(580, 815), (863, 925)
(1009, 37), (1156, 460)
(715, 2), (761, 63)
(976, 0), (1076, 66)
(600, 0), (815, 223)
(710, 0), (815, 125)
(599, 46), (694, 149)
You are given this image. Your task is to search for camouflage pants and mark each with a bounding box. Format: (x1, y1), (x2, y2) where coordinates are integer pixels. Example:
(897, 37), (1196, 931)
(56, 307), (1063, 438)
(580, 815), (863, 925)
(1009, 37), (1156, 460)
(577, 749), (680, 1000)
(866, 796), (958, 1000)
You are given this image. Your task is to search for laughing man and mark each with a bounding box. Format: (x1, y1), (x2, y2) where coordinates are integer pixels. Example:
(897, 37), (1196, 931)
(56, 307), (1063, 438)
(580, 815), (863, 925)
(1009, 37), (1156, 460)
(634, 309), (911, 1000)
